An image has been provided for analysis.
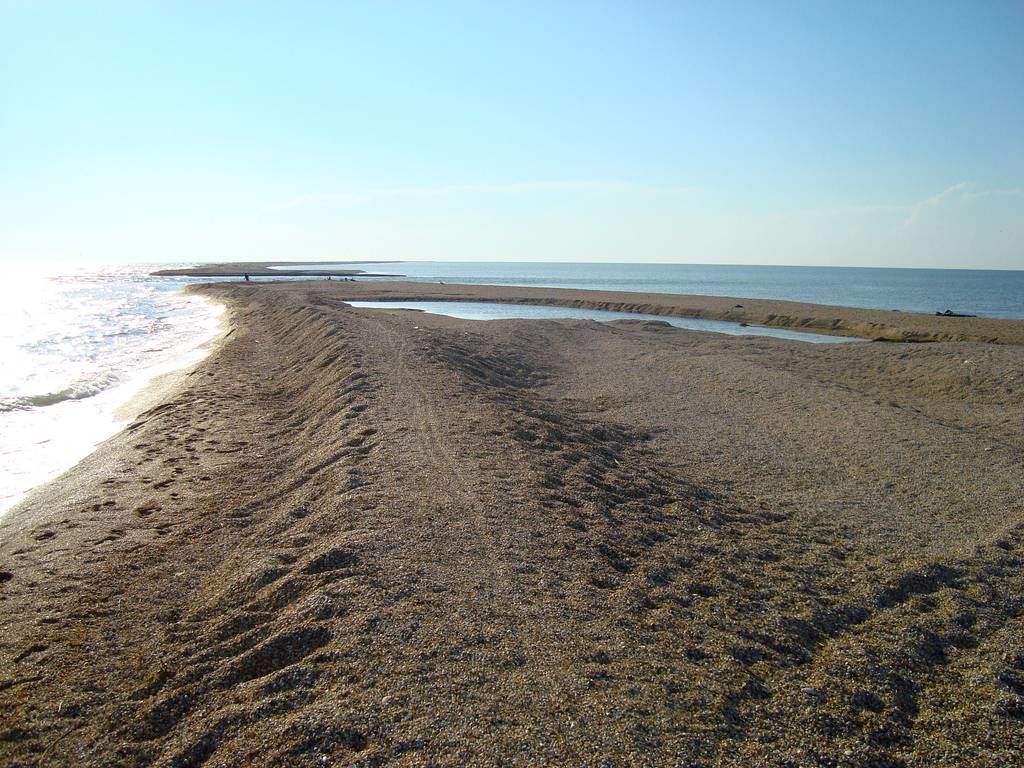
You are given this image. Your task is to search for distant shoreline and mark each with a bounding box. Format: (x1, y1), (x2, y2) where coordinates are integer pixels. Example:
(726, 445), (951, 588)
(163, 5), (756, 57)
(190, 277), (1024, 345)
(153, 261), (1024, 324)
(153, 261), (404, 278)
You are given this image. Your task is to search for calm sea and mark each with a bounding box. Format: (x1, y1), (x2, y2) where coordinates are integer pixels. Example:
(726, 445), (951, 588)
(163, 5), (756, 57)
(314, 262), (1024, 320)
(2, 261), (1021, 514)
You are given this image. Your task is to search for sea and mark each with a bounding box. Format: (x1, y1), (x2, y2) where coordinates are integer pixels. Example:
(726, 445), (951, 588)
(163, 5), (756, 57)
(0, 265), (227, 513)
(1, 261), (1022, 514)
(304, 262), (1024, 320)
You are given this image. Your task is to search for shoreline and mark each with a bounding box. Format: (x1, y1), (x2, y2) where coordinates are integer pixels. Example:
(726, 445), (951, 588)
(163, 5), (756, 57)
(203, 278), (1024, 344)
(0, 296), (227, 518)
(2, 280), (1022, 766)
(111, 298), (230, 422)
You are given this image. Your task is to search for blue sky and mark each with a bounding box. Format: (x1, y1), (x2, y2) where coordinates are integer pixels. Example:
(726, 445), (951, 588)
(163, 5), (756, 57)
(1, 1), (1022, 267)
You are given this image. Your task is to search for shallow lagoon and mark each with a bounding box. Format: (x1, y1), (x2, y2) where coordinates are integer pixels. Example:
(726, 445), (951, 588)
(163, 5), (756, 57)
(345, 300), (861, 344)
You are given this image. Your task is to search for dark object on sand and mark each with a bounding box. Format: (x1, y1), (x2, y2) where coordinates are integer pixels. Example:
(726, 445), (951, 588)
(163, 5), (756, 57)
(936, 309), (977, 318)
(244, 274), (250, 282)
(734, 304), (743, 308)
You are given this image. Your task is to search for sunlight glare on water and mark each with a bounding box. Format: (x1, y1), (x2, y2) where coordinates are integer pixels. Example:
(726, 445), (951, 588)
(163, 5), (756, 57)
(0, 264), (224, 514)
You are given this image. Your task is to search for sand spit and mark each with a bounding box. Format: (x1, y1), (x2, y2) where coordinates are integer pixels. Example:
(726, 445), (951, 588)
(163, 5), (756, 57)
(1, 281), (1022, 767)
(295, 279), (1024, 345)
(153, 262), (402, 278)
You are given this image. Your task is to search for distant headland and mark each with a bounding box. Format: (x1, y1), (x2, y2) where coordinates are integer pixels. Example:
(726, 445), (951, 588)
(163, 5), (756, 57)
(152, 261), (405, 278)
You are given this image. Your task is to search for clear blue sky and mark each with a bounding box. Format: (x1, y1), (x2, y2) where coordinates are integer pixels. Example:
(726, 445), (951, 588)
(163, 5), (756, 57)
(1, 1), (1022, 267)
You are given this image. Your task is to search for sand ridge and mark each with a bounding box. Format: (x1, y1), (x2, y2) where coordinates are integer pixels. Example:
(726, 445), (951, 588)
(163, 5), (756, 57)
(273, 278), (1024, 345)
(0, 281), (1022, 766)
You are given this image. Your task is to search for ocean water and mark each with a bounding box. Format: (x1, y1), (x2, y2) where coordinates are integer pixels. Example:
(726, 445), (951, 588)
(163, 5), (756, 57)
(281, 262), (1024, 320)
(0, 265), (226, 513)
(345, 301), (861, 343)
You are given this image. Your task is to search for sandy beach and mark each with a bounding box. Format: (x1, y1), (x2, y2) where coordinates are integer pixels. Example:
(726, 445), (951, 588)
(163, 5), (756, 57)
(285, 279), (1024, 345)
(1, 280), (1022, 767)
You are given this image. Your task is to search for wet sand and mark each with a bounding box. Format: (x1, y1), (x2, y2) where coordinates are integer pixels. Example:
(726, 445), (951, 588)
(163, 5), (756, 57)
(1, 281), (1022, 767)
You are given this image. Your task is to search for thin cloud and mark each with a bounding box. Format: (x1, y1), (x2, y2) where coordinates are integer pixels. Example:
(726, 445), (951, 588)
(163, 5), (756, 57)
(902, 182), (1022, 228)
(903, 182), (974, 227)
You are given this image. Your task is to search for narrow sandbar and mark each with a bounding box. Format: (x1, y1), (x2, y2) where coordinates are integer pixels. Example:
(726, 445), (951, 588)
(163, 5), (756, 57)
(1, 280), (1021, 766)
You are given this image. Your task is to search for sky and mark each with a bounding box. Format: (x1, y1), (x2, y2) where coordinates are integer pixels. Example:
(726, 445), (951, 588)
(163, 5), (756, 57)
(1, 1), (1022, 268)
